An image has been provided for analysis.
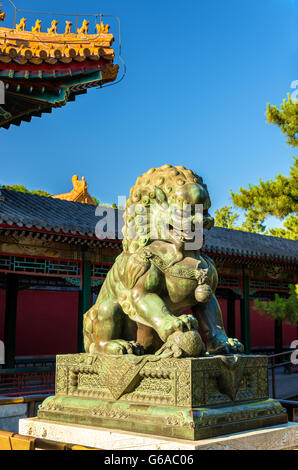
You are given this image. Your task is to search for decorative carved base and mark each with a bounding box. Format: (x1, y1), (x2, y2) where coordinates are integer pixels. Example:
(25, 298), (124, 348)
(38, 353), (288, 440)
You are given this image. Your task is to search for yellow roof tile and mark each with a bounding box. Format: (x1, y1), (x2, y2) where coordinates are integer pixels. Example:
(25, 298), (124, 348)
(0, 18), (115, 65)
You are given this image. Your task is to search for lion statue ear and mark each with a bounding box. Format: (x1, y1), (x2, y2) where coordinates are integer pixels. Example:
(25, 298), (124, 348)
(154, 186), (168, 208)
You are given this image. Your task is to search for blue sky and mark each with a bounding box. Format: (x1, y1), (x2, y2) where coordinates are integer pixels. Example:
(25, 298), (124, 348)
(1, 0), (297, 227)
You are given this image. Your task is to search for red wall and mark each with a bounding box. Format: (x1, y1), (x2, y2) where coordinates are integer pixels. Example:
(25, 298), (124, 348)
(220, 299), (296, 349)
(218, 299), (227, 327)
(0, 287), (296, 356)
(250, 304), (275, 348)
(15, 290), (79, 356)
(283, 322), (298, 348)
(0, 288), (5, 342)
(183, 298), (297, 349)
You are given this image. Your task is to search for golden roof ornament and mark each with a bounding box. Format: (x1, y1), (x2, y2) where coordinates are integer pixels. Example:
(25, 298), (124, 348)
(1, 16), (116, 64)
(52, 175), (96, 205)
(0, 3), (5, 22)
(16, 17), (26, 31)
(64, 21), (72, 34)
(77, 19), (89, 35)
(32, 19), (42, 33)
(96, 22), (110, 34)
(47, 20), (58, 34)
(0, 8), (121, 128)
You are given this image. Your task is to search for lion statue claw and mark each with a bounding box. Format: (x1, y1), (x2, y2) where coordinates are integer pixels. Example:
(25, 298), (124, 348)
(84, 164), (244, 357)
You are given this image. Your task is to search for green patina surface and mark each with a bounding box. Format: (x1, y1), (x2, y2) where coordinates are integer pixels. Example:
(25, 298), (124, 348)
(38, 353), (287, 440)
(37, 165), (288, 440)
(83, 165), (245, 358)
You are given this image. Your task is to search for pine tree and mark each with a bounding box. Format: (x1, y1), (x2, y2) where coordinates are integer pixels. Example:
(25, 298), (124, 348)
(254, 285), (298, 326)
(266, 94), (298, 147)
(216, 94), (298, 325)
(214, 206), (239, 229)
(230, 157), (298, 239)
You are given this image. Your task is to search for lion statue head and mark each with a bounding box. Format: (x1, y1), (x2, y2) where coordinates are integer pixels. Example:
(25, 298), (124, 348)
(122, 164), (214, 253)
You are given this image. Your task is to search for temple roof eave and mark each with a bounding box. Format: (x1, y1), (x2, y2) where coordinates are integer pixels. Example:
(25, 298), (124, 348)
(0, 16), (120, 128)
(0, 189), (297, 264)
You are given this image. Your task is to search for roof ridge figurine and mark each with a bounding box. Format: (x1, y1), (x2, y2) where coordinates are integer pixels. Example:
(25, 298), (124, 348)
(0, 11), (119, 128)
(53, 175), (96, 205)
(0, 3), (5, 22)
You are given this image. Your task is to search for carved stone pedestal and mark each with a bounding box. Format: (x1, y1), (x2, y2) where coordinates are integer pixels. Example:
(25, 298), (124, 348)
(37, 353), (287, 440)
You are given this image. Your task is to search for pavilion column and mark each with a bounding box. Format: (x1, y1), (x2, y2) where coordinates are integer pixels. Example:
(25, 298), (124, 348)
(274, 319), (283, 353)
(240, 269), (251, 354)
(4, 274), (19, 368)
(227, 291), (236, 339)
(77, 257), (92, 353)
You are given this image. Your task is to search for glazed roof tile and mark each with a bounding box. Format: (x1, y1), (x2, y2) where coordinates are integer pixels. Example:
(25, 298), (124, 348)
(0, 23), (115, 65)
(0, 189), (297, 262)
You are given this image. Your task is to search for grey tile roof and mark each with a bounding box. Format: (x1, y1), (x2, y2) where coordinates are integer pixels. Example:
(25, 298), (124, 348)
(0, 188), (107, 237)
(0, 189), (297, 262)
(204, 226), (298, 262)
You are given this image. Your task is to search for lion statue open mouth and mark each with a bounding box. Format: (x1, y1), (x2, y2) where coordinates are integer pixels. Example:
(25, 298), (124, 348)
(83, 164), (243, 357)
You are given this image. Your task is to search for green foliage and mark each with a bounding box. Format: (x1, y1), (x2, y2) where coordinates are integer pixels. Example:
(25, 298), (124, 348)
(1, 184), (29, 193)
(222, 93), (298, 240)
(30, 190), (52, 197)
(97, 202), (124, 209)
(266, 94), (298, 147)
(92, 197), (99, 205)
(214, 206), (239, 229)
(229, 157), (298, 239)
(214, 206), (266, 233)
(269, 214), (298, 240)
(254, 285), (298, 325)
(230, 157), (297, 219)
(238, 210), (266, 234)
(98, 203), (114, 208)
(0, 184), (51, 197)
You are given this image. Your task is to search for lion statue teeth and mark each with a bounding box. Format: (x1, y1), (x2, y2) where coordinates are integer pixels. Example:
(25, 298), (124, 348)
(83, 164), (243, 358)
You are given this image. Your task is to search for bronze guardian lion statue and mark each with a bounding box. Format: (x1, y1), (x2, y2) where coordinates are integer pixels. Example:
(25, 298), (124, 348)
(83, 164), (243, 357)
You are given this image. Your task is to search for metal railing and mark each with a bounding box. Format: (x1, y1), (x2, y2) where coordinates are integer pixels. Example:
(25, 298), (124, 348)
(0, 394), (50, 417)
(268, 349), (298, 399)
(278, 399), (298, 422)
(0, 430), (98, 450)
(0, 395), (96, 449)
(14, 356), (56, 369)
(0, 367), (55, 396)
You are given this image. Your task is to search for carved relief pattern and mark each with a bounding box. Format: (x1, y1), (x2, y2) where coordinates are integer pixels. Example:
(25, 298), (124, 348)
(164, 412), (195, 429)
(55, 366), (68, 395)
(122, 372), (174, 406)
(257, 367), (269, 398)
(192, 371), (204, 405)
(38, 354), (288, 440)
(54, 354), (270, 407)
(176, 373), (191, 406)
